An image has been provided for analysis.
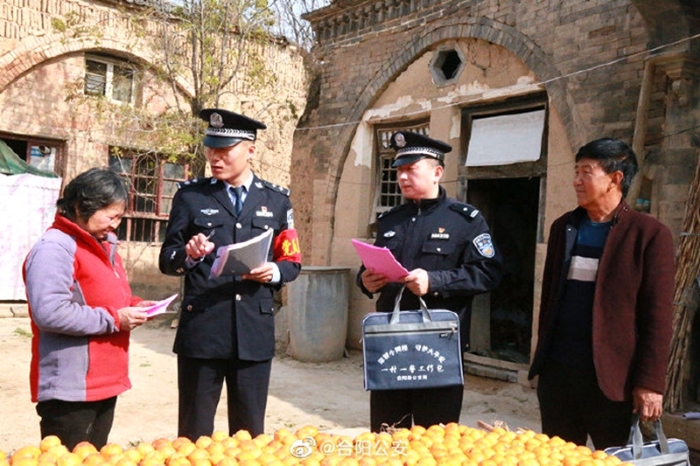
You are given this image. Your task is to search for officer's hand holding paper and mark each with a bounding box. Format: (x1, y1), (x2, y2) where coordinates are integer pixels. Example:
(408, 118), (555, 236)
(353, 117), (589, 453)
(352, 239), (409, 282)
(210, 228), (274, 278)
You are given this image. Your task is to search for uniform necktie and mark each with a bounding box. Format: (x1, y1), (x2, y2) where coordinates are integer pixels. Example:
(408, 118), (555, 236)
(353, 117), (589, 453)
(231, 186), (244, 216)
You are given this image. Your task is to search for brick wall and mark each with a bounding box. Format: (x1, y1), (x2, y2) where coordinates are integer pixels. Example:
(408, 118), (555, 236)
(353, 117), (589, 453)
(0, 0), (309, 294)
(293, 0), (700, 263)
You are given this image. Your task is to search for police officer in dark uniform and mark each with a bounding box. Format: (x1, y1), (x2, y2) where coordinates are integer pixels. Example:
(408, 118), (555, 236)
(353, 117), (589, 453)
(357, 131), (503, 432)
(159, 108), (302, 440)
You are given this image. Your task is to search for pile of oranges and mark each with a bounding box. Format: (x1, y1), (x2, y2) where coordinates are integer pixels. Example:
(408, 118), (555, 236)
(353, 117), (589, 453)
(0, 423), (630, 466)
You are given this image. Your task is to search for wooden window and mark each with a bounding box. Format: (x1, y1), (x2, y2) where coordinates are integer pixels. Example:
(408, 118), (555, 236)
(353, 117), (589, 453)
(0, 135), (64, 177)
(85, 56), (136, 104)
(370, 123), (429, 231)
(109, 149), (188, 243)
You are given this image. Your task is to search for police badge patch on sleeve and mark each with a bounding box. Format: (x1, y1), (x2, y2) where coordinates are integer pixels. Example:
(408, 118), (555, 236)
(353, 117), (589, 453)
(473, 233), (495, 258)
(287, 209), (295, 229)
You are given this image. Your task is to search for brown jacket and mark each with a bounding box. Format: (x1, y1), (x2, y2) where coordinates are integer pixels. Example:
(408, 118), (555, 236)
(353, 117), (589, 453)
(528, 201), (675, 401)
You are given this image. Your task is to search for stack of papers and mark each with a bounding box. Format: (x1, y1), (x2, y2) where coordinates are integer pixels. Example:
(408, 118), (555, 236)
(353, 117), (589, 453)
(210, 228), (274, 278)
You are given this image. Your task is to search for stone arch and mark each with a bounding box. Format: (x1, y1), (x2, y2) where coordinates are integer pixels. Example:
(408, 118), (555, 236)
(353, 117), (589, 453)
(0, 33), (192, 98)
(316, 17), (569, 263)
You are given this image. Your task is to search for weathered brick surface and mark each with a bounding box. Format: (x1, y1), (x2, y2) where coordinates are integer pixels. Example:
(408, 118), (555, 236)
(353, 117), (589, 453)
(0, 0), (308, 291)
(293, 0), (700, 264)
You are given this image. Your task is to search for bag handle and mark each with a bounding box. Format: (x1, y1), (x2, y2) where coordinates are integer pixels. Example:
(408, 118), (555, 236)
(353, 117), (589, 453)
(627, 413), (670, 459)
(390, 284), (433, 324)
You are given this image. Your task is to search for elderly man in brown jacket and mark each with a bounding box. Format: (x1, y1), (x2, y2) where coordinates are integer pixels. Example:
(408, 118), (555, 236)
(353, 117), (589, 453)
(528, 138), (675, 450)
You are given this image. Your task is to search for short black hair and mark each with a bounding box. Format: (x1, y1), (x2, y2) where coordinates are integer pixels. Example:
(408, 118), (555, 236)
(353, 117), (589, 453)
(575, 138), (638, 197)
(57, 168), (128, 223)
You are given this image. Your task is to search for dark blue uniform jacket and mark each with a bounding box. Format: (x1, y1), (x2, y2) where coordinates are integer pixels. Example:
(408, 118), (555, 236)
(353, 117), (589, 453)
(160, 175), (301, 361)
(357, 187), (503, 350)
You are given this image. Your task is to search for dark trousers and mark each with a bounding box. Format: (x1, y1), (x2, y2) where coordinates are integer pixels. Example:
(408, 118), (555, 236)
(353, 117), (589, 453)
(537, 359), (633, 450)
(370, 385), (464, 432)
(36, 397), (117, 451)
(177, 355), (272, 440)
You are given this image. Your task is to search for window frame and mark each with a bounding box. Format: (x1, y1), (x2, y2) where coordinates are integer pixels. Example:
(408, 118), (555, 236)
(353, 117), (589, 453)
(460, 93), (549, 182)
(369, 122), (430, 235)
(109, 148), (189, 244)
(0, 134), (64, 177)
(84, 54), (137, 105)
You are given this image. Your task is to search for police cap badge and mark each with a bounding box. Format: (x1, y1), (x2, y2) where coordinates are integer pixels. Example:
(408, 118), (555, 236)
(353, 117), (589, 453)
(199, 108), (267, 148)
(390, 131), (452, 167)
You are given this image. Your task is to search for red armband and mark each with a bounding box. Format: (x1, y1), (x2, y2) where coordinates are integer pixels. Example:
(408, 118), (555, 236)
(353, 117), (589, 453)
(273, 228), (302, 263)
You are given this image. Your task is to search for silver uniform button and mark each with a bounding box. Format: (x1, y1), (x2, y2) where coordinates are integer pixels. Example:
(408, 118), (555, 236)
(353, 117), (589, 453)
(186, 304), (193, 311)
(235, 294), (242, 301)
(236, 223), (242, 229)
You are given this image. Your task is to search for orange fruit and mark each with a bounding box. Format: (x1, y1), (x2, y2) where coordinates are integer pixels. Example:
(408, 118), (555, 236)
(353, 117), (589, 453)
(46, 445), (70, 458)
(39, 436), (63, 453)
(295, 426), (319, 440)
(37, 452), (60, 464)
(191, 460), (213, 466)
(167, 453), (191, 466)
(152, 439), (173, 450)
(211, 432), (229, 443)
(178, 443), (197, 457)
(73, 442), (99, 459)
(57, 452), (82, 466)
(196, 438), (213, 450)
(135, 442), (155, 457)
(11, 458), (38, 466)
(100, 444), (123, 460)
(216, 458), (238, 466)
(172, 438), (194, 451)
(141, 454), (167, 466)
(12, 446), (42, 461)
(82, 453), (106, 466)
(234, 432), (253, 442)
(188, 448), (210, 463)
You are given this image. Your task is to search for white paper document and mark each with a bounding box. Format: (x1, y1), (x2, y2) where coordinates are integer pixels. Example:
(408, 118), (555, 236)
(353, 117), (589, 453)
(209, 228), (274, 278)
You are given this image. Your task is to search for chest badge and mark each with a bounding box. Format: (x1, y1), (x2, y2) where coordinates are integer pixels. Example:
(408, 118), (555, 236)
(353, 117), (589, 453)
(200, 208), (219, 215)
(256, 206), (274, 218)
(383, 231), (396, 238)
(431, 227), (450, 240)
(473, 233), (495, 258)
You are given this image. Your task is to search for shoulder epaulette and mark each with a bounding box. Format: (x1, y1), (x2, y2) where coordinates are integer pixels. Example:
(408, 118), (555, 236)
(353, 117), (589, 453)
(377, 204), (406, 220)
(177, 177), (215, 189)
(449, 201), (480, 219)
(257, 179), (290, 196)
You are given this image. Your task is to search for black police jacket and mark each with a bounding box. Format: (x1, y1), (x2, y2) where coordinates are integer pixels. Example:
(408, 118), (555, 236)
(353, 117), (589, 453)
(159, 175), (301, 361)
(357, 187), (503, 350)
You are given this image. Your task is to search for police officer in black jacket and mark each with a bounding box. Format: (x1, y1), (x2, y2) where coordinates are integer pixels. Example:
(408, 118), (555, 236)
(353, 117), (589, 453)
(357, 131), (503, 432)
(160, 109), (302, 440)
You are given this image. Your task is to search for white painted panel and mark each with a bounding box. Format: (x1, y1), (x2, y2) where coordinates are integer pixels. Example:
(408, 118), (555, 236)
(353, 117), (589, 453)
(466, 109), (545, 166)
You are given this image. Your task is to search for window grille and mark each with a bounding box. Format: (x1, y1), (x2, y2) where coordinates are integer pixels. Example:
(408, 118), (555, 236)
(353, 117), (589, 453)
(85, 56), (136, 104)
(109, 149), (188, 243)
(371, 124), (429, 229)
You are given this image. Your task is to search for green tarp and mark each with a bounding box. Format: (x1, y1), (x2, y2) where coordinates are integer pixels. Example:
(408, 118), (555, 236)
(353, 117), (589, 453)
(0, 139), (58, 178)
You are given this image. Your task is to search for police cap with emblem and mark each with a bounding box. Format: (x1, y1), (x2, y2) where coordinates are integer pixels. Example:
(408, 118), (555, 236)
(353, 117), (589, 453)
(199, 108), (267, 148)
(390, 131), (452, 167)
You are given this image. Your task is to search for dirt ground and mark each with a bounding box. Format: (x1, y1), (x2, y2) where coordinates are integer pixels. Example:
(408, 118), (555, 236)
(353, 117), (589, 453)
(0, 315), (541, 454)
